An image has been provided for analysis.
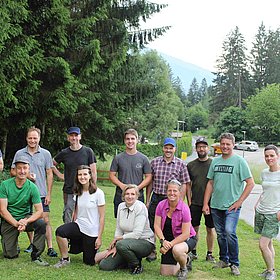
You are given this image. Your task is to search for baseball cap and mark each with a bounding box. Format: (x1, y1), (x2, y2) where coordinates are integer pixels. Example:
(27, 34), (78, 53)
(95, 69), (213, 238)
(195, 137), (208, 146)
(14, 156), (30, 165)
(67, 127), (81, 135)
(163, 137), (176, 147)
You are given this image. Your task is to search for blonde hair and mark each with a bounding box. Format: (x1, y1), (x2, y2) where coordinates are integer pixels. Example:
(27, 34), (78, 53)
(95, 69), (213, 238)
(122, 184), (139, 201)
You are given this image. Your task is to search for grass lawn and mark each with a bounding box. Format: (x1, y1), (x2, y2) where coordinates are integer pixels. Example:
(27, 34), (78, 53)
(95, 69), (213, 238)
(0, 181), (279, 280)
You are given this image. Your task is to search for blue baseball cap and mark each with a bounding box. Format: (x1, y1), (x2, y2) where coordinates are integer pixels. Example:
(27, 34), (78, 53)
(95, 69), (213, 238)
(163, 137), (176, 147)
(67, 127), (81, 135)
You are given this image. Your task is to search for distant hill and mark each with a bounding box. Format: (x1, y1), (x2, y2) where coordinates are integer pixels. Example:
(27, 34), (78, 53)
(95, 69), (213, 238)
(159, 52), (215, 93)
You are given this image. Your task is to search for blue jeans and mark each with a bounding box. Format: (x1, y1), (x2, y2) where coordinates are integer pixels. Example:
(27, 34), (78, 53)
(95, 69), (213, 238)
(211, 208), (240, 266)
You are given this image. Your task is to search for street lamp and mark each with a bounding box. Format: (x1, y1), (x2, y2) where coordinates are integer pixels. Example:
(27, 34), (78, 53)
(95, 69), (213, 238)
(241, 130), (246, 158)
(176, 120), (185, 156)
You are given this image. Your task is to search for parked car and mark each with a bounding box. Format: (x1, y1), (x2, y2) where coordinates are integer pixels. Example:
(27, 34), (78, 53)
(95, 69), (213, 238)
(234, 140), (259, 151)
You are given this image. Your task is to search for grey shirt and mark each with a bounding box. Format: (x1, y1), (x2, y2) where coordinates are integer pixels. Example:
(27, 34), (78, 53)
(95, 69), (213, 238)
(12, 146), (53, 197)
(115, 200), (154, 244)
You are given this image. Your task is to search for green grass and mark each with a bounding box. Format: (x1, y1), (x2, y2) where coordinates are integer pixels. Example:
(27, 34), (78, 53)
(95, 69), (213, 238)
(1, 181), (279, 280)
(249, 162), (266, 184)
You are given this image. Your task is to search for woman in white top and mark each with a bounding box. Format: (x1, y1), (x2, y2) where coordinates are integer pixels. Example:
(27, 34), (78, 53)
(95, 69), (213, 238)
(254, 145), (280, 280)
(99, 184), (154, 275)
(54, 165), (105, 268)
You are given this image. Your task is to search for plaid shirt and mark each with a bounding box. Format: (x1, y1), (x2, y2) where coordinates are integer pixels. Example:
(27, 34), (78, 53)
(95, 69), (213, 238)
(151, 156), (190, 195)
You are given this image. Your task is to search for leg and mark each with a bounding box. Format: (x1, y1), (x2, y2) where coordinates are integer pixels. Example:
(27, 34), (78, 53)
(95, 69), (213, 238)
(99, 251), (126, 271)
(225, 209), (240, 267)
(113, 191), (122, 219)
(116, 239), (154, 268)
(1, 220), (19, 258)
(82, 234), (97, 265)
(63, 193), (74, 224)
(43, 212), (52, 249)
(205, 212), (216, 254)
(28, 218), (46, 260)
(160, 264), (180, 276)
(55, 222), (82, 259)
(211, 208), (229, 264)
(259, 237), (275, 272)
(172, 242), (189, 269)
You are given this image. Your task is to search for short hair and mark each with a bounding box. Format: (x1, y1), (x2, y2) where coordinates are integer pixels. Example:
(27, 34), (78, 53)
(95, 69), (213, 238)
(165, 179), (183, 192)
(27, 126), (41, 137)
(264, 144), (279, 155)
(122, 184), (139, 201)
(219, 132), (235, 144)
(124, 128), (138, 140)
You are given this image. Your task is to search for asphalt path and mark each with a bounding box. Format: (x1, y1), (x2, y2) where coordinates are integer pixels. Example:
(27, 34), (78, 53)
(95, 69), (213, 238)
(186, 146), (280, 241)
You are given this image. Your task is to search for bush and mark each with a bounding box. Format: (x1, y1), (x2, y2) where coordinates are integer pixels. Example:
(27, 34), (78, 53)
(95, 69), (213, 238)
(177, 132), (193, 157)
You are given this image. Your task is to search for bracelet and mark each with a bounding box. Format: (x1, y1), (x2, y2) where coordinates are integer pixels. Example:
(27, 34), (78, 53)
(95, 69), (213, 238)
(160, 238), (165, 247)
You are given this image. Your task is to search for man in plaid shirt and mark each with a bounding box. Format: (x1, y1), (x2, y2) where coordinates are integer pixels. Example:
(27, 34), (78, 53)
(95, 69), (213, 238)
(146, 137), (190, 261)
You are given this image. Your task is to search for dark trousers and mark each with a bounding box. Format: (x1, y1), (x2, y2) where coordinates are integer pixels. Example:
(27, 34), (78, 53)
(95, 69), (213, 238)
(1, 218), (46, 260)
(148, 193), (167, 231)
(56, 222), (97, 265)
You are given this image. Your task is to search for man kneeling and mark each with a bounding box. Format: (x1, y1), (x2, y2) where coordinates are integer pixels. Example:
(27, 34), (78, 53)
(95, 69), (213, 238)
(0, 156), (48, 266)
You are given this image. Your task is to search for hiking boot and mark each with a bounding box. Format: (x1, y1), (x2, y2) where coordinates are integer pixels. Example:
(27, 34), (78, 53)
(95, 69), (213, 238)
(130, 265), (143, 275)
(32, 256), (49, 266)
(231, 265), (241, 276)
(146, 251), (157, 262)
(47, 248), (58, 257)
(265, 271), (277, 280)
(177, 268), (188, 280)
(213, 260), (230, 269)
(24, 243), (33, 253)
(206, 254), (216, 263)
(54, 258), (71, 268)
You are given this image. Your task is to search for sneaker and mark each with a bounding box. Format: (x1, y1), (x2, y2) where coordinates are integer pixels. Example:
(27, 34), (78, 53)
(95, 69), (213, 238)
(32, 257), (49, 266)
(206, 254), (216, 263)
(186, 255), (192, 271)
(189, 251), (198, 260)
(231, 265), (241, 276)
(130, 265), (143, 275)
(177, 268), (188, 280)
(265, 271), (277, 280)
(213, 260), (230, 269)
(47, 248), (58, 257)
(54, 258), (71, 268)
(24, 243), (33, 253)
(259, 270), (269, 278)
(146, 251), (157, 262)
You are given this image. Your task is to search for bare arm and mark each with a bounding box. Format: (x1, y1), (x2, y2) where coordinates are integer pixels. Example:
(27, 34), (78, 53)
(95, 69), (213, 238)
(137, 173), (152, 191)
(181, 183), (187, 201)
(186, 182), (192, 206)
(146, 182), (153, 207)
(95, 205), (105, 249)
(0, 157), (4, 172)
(109, 171), (126, 191)
(0, 198), (19, 227)
(90, 162), (97, 183)
(228, 177), (255, 212)
(44, 168), (53, 205)
(202, 179), (214, 215)
(52, 159), (64, 180)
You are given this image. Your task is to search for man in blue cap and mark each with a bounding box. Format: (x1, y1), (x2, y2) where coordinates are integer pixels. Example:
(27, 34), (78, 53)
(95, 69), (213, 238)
(146, 137), (190, 261)
(53, 127), (97, 223)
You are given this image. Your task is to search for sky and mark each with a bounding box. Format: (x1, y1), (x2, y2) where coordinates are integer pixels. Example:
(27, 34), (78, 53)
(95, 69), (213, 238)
(141, 0), (280, 71)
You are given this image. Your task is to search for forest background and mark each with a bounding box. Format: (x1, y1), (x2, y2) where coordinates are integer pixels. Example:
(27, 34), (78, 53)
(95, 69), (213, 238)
(1, 1), (280, 165)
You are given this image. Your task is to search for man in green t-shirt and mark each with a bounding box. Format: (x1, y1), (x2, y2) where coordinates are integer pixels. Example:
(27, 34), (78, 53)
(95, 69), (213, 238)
(0, 156), (49, 266)
(203, 133), (254, 277)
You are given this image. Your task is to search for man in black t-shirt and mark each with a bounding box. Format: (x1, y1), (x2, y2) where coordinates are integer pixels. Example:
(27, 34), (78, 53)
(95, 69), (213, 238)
(53, 127), (97, 223)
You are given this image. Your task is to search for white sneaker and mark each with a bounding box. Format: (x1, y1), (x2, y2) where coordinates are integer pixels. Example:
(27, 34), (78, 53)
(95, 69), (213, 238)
(54, 258), (70, 268)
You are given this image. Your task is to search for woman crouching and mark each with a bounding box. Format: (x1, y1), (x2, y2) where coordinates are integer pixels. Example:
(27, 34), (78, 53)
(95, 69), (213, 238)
(154, 179), (197, 280)
(99, 184), (154, 274)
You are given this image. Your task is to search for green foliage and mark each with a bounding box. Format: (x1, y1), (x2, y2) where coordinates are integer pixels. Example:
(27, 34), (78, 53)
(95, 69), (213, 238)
(185, 103), (209, 132)
(245, 84), (280, 142)
(177, 132), (193, 157)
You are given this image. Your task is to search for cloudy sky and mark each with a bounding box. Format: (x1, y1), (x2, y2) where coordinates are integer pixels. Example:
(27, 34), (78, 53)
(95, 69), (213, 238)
(141, 0), (280, 71)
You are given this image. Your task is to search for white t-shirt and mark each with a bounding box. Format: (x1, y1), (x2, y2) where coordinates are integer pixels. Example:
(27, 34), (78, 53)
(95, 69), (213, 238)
(257, 168), (280, 214)
(74, 188), (105, 237)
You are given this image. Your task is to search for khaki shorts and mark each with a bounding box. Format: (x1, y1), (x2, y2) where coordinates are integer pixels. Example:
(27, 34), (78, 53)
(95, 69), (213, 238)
(254, 211), (280, 239)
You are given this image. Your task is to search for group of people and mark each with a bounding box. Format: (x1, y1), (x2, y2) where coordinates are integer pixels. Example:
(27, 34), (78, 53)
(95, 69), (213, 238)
(0, 127), (279, 280)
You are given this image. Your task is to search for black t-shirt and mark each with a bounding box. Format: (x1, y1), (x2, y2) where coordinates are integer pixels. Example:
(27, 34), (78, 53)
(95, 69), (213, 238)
(54, 146), (96, 194)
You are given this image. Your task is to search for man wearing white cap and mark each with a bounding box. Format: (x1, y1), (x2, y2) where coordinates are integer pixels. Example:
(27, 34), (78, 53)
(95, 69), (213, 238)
(146, 137), (190, 261)
(53, 126), (97, 223)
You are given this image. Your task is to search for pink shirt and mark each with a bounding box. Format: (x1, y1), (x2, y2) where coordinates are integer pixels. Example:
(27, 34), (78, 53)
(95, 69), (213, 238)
(155, 199), (196, 238)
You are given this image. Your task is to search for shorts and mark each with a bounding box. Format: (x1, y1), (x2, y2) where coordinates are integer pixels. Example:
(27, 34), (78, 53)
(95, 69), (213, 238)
(254, 211), (280, 239)
(161, 236), (197, 265)
(41, 197), (50, 212)
(190, 204), (214, 228)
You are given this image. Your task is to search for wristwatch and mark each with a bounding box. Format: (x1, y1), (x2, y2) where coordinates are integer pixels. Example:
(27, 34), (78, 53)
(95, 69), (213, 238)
(160, 238), (165, 247)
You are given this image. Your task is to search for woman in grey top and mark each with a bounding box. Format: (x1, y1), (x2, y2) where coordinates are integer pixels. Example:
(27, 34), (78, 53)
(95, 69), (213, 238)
(99, 184), (154, 274)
